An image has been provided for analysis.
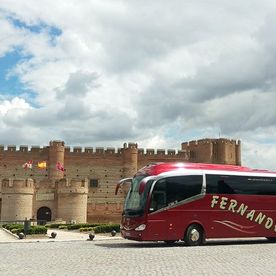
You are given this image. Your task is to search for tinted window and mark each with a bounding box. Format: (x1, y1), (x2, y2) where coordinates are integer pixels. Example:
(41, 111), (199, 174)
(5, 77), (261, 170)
(206, 174), (276, 195)
(149, 175), (202, 212)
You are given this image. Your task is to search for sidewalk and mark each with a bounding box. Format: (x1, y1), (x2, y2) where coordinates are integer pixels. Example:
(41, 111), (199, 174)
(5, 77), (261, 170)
(0, 227), (18, 242)
(0, 227), (122, 243)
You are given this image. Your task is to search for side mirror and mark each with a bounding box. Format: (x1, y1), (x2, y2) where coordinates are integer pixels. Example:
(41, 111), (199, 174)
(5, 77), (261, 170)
(115, 177), (133, 195)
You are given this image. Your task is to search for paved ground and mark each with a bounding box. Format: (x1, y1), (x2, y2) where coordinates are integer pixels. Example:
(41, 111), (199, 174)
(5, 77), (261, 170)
(0, 227), (119, 243)
(1, 228), (276, 275)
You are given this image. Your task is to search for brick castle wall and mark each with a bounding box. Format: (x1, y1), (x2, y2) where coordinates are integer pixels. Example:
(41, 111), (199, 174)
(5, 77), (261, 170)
(0, 138), (241, 223)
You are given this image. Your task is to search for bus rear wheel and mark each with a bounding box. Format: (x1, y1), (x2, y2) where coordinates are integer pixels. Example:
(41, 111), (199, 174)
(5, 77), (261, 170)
(184, 224), (204, 246)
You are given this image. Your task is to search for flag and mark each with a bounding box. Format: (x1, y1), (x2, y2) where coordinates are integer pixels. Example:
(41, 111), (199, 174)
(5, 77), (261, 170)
(37, 161), (47, 169)
(22, 160), (33, 170)
(56, 162), (65, 172)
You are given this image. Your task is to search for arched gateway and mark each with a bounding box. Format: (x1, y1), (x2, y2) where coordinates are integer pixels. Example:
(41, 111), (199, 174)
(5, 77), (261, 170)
(37, 207), (52, 225)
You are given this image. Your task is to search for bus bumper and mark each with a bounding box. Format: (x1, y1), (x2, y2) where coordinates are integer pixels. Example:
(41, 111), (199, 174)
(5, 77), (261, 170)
(121, 228), (144, 241)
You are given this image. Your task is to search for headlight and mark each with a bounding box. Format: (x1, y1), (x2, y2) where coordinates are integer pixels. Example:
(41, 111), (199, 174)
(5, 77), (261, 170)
(135, 224), (146, 231)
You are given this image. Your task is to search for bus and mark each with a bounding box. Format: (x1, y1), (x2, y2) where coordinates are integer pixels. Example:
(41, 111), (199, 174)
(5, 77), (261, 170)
(116, 162), (276, 245)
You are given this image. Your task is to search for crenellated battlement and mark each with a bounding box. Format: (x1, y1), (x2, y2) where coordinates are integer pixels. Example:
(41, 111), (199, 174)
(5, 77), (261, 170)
(0, 141), (186, 158)
(137, 148), (186, 156)
(123, 142), (138, 149)
(213, 138), (240, 145)
(64, 146), (121, 155)
(1, 178), (35, 194)
(0, 145), (48, 152)
(50, 140), (64, 148)
(182, 138), (240, 147)
(0, 139), (240, 163)
(7, 145), (16, 151)
(57, 178), (88, 194)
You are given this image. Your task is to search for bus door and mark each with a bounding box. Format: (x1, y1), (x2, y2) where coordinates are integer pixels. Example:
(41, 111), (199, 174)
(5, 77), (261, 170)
(147, 175), (203, 241)
(147, 180), (168, 241)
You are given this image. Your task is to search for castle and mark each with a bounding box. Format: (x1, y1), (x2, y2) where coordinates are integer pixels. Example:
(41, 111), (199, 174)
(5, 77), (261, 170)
(0, 138), (241, 224)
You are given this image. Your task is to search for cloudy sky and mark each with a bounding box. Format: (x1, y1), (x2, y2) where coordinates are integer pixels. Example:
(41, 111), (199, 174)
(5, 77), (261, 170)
(1, 0), (276, 170)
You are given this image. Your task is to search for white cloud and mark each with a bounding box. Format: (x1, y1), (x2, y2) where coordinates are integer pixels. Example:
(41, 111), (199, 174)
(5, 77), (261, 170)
(0, 1), (276, 170)
(243, 141), (276, 172)
(0, 97), (31, 116)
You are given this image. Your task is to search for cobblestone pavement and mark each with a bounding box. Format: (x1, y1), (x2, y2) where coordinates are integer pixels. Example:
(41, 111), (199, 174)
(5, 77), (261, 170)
(1, 236), (276, 276)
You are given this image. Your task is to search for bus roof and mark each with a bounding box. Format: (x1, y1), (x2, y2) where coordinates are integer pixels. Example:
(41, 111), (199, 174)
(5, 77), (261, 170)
(136, 162), (275, 176)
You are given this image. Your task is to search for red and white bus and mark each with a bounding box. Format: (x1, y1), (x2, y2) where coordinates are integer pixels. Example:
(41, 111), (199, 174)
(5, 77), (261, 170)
(116, 162), (276, 245)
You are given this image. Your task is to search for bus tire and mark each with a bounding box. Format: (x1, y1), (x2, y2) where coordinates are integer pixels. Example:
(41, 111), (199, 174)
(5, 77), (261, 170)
(184, 224), (204, 246)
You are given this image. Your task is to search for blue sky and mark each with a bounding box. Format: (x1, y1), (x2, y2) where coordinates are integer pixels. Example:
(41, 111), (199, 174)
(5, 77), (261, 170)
(0, 51), (23, 96)
(1, 0), (276, 170)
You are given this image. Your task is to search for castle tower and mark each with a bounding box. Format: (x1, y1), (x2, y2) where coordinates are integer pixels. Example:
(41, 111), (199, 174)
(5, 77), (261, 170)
(122, 143), (138, 178)
(1, 178), (34, 221)
(215, 139), (241, 165)
(182, 139), (213, 163)
(56, 178), (88, 223)
(49, 140), (65, 180)
(182, 138), (241, 165)
(216, 139), (227, 164)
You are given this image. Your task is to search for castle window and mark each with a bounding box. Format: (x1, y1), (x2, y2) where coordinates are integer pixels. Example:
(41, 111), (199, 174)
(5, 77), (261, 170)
(90, 179), (99, 188)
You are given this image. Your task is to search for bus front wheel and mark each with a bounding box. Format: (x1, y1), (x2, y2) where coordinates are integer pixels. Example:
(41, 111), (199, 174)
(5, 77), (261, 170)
(184, 224), (204, 246)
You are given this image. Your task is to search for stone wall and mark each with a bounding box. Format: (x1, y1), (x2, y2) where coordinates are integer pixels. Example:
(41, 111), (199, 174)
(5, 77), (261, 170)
(0, 138), (241, 223)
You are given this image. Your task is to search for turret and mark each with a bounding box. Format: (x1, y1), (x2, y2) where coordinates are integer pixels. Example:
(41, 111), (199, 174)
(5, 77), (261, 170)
(122, 143), (138, 178)
(48, 140), (65, 180)
(56, 178), (88, 223)
(1, 178), (35, 221)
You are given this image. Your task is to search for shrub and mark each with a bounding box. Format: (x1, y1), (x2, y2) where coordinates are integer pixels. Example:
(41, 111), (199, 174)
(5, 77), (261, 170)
(28, 226), (47, 235)
(67, 223), (101, 230)
(92, 224), (120, 234)
(67, 223), (87, 230)
(79, 227), (94, 232)
(11, 227), (23, 234)
(3, 223), (48, 235)
(45, 223), (66, 229)
(58, 225), (68, 230)
(3, 224), (23, 231)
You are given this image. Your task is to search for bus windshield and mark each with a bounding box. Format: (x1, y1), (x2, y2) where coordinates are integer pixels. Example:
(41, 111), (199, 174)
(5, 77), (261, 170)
(123, 175), (152, 217)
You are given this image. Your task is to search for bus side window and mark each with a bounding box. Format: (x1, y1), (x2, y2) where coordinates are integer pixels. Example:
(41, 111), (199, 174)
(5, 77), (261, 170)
(149, 191), (167, 212)
(166, 175), (202, 203)
(218, 180), (235, 194)
(149, 179), (167, 212)
(149, 193), (157, 212)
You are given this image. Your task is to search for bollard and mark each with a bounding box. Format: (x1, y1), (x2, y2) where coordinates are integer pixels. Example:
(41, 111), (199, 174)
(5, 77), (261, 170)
(51, 232), (57, 238)
(88, 233), (95, 240)
(111, 229), (116, 237)
(18, 232), (25, 239)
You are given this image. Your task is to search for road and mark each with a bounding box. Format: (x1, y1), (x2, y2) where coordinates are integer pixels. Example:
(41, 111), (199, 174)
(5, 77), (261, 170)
(0, 237), (276, 275)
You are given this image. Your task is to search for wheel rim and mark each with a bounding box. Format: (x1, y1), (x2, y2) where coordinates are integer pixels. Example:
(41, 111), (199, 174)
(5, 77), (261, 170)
(190, 228), (200, 242)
